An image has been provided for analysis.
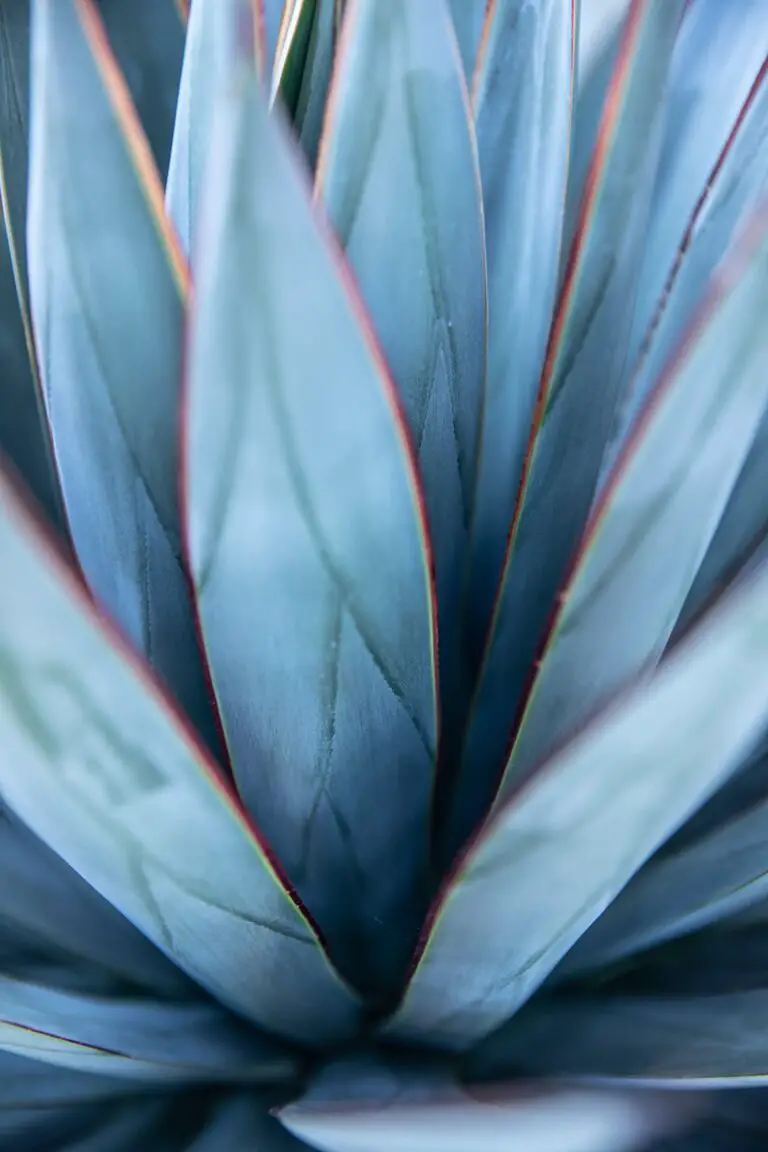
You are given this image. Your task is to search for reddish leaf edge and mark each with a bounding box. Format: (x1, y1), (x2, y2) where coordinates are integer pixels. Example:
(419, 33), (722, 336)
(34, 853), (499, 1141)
(394, 198), (768, 1000)
(0, 458), (340, 975)
(311, 4), (443, 760)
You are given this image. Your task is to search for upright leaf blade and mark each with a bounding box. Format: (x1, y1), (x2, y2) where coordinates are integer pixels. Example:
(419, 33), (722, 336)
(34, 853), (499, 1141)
(383, 558), (768, 1050)
(0, 468), (363, 1045)
(467, 0), (575, 650)
(0, 1), (66, 531)
(495, 203), (768, 786)
(316, 0), (486, 725)
(447, 0), (686, 855)
(28, 0), (218, 748)
(184, 44), (437, 999)
(447, 0), (486, 80)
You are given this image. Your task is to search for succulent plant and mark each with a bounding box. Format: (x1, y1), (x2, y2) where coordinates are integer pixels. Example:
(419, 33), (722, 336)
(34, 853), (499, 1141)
(1, 0), (768, 1147)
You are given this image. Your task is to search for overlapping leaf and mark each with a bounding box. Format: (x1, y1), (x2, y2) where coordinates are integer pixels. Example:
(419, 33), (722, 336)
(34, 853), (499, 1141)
(384, 552), (768, 1049)
(183, 28), (437, 1000)
(468, 990), (768, 1086)
(27, 0), (219, 748)
(0, 468), (363, 1045)
(0, 1), (64, 529)
(449, 0), (686, 854)
(316, 0), (486, 722)
(467, 0), (574, 651)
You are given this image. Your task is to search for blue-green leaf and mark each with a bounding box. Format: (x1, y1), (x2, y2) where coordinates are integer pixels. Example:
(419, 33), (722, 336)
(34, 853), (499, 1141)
(93, 0), (186, 181)
(0, 976), (296, 1083)
(561, 794), (768, 976)
(0, 802), (190, 997)
(166, 0), (250, 256)
(189, 1094), (310, 1152)
(279, 1054), (684, 1151)
(316, 0), (486, 722)
(0, 468), (363, 1045)
(272, 0), (316, 117)
(625, 0), (768, 379)
(447, 0), (486, 80)
(468, 0), (575, 645)
(0, 1051), (136, 1107)
(467, 991), (768, 1086)
(0, 1), (66, 531)
(447, 0), (686, 855)
(28, 0), (217, 747)
(184, 36), (437, 1001)
(491, 203), (768, 789)
(292, 0), (336, 168)
(383, 556), (768, 1050)
(265, 2), (288, 76)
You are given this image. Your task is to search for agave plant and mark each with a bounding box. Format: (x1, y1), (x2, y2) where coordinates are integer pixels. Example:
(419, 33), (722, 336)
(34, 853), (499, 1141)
(1, 0), (768, 1147)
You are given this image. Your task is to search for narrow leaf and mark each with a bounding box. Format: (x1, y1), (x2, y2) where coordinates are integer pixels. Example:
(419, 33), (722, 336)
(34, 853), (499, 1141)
(93, 0), (187, 181)
(0, 468), (363, 1045)
(493, 202), (768, 787)
(467, 991), (768, 1086)
(0, 1), (66, 530)
(265, 1), (288, 76)
(316, 0), (486, 726)
(272, 0), (316, 117)
(383, 557), (768, 1049)
(0, 975), (297, 1083)
(467, 0), (575, 648)
(561, 795), (768, 975)
(189, 1094), (310, 1152)
(28, 0), (218, 748)
(292, 0), (336, 168)
(624, 0), (768, 378)
(447, 0), (486, 79)
(449, 0), (685, 854)
(0, 1051), (138, 1107)
(184, 41), (438, 1002)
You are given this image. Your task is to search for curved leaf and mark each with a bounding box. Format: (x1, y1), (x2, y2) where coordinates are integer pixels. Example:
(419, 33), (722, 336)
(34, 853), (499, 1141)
(624, 0), (768, 378)
(0, 1050), (137, 1107)
(467, 991), (768, 1087)
(166, 0), (263, 257)
(449, 0), (685, 855)
(94, 0), (187, 181)
(316, 0), (486, 723)
(279, 1054), (685, 1152)
(0, 468), (363, 1045)
(467, 0), (575, 649)
(383, 555), (768, 1050)
(561, 795), (768, 976)
(184, 32), (438, 1001)
(0, 802), (191, 997)
(493, 202), (768, 786)
(28, 0), (218, 748)
(0, 1), (66, 531)
(0, 975), (297, 1084)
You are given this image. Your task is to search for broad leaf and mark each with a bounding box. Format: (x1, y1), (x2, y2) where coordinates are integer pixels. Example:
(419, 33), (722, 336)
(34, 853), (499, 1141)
(491, 202), (768, 787)
(0, 802), (191, 997)
(28, 0), (217, 749)
(561, 795), (768, 975)
(383, 556), (768, 1049)
(467, 0), (575, 650)
(316, 0), (486, 725)
(279, 1054), (684, 1152)
(449, 0), (685, 854)
(184, 30), (438, 1001)
(467, 990), (768, 1086)
(0, 975), (296, 1082)
(0, 468), (363, 1045)
(0, 1), (65, 530)
(94, 0), (187, 181)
